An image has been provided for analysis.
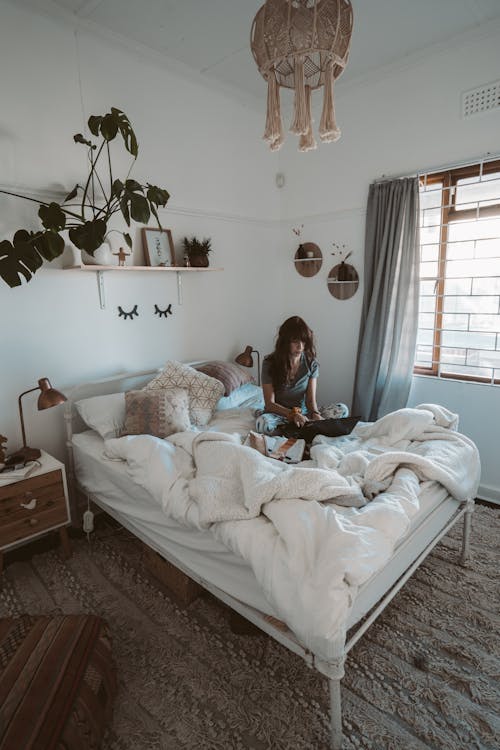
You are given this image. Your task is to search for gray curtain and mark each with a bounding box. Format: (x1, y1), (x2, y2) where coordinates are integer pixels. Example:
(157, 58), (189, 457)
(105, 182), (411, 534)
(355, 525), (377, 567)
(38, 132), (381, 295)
(352, 177), (420, 421)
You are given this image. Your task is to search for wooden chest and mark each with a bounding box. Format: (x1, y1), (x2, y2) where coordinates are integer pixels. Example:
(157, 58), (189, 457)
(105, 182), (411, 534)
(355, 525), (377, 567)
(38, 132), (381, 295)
(0, 469), (67, 550)
(0, 615), (116, 749)
(144, 547), (202, 606)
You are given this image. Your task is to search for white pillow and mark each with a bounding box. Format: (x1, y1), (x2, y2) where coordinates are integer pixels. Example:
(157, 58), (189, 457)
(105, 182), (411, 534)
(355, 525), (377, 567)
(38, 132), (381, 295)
(75, 392), (125, 439)
(145, 360), (224, 426)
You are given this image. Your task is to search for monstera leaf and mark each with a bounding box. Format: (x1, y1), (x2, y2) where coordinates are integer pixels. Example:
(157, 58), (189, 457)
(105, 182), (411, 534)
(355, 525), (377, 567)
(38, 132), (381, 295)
(69, 219), (107, 253)
(38, 202), (66, 232)
(0, 229), (65, 287)
(88, 107), (138, 156)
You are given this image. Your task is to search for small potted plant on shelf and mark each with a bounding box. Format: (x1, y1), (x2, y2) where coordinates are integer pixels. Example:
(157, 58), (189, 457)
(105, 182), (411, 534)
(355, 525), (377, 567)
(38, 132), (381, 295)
(0, 107), (170, 288)
(331, 243), (352, 280)
(182, 236), (212, 267)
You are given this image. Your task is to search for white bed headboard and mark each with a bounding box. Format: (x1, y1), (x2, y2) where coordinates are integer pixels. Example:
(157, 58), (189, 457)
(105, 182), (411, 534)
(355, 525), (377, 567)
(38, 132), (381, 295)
(64, 368), (160, 441)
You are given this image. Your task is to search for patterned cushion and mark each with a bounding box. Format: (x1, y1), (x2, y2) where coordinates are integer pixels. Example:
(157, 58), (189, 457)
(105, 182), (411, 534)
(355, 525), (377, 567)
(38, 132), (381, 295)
(0, 614), (116, 750)
(195, 361), (254, 396)
(145, 361), (224, 426)
(123, 387), (190, 437)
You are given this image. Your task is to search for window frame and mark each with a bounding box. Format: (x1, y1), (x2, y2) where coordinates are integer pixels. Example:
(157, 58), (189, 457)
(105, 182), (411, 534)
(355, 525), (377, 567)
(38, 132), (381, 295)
(415, 158), (500, 384)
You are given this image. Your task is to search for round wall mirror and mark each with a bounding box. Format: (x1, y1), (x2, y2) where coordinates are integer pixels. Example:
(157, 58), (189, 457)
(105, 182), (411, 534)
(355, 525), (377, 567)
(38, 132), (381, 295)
(327, 262), (359, 299)
(294, 242), (323, 277)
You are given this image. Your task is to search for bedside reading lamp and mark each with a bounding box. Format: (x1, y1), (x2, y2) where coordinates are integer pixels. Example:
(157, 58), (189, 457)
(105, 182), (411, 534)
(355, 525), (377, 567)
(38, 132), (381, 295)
(235, 345), (261, 386)
(8, 378), (67, 465)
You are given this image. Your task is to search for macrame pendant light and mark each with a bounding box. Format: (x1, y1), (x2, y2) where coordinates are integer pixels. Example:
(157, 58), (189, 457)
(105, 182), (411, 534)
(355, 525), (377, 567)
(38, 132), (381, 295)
(251, 0), (353, 152)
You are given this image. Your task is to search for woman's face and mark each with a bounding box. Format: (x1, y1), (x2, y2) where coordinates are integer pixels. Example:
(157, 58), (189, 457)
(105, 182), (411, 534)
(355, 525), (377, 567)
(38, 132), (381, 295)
(289, 338), (305, 356)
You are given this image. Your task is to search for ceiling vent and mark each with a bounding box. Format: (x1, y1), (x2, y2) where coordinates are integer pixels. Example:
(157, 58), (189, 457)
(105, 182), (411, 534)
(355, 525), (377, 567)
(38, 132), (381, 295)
(462, 80), (500, 118)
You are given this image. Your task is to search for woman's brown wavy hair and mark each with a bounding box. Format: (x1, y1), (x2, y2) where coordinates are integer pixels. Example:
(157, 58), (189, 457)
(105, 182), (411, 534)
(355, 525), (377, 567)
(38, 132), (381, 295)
(268, 316), (316, 389)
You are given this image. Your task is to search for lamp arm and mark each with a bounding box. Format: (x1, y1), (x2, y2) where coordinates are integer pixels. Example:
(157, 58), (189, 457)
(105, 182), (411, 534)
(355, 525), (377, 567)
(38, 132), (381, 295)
(253, 350), (261, 386)
(18, 386), (39, 449)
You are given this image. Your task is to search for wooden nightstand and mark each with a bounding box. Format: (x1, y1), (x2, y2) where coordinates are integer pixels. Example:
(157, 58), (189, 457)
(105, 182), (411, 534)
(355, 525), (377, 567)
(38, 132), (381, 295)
(0, 451), (71, 573)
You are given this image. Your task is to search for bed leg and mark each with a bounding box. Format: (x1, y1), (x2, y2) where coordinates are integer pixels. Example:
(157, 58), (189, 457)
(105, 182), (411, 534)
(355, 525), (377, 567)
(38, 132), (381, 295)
(329, 678), (343, 749)
(460, 499), (474, 566)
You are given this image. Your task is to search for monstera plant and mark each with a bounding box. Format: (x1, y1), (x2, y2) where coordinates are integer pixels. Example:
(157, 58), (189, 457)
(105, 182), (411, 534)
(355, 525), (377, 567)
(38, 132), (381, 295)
(0, 107), (170, 287)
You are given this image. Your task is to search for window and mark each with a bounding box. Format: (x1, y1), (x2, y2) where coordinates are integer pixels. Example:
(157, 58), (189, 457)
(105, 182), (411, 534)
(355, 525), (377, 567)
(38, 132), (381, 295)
(415, 159), (500, 384)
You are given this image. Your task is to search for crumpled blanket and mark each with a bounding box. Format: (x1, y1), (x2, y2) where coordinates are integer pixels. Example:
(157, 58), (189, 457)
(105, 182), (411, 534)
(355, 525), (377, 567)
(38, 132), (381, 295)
(104, 404), (480, 663)
(188, 431), (365, 524)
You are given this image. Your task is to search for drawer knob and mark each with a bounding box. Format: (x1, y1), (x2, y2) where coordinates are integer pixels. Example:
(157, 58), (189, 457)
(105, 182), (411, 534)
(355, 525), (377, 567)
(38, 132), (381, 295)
(29, 518), (39, 527)
(21, 497), (38, 511)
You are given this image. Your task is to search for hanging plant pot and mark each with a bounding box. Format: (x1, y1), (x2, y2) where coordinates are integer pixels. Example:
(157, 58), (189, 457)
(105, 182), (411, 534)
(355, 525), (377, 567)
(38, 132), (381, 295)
(338, 261), (348, 281)
(188, 252), (209, 268)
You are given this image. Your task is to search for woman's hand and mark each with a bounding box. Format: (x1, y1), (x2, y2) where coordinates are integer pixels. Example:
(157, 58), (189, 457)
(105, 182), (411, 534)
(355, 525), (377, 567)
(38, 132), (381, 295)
(310, 410), (323, 421)
(294, 412), (309, 427)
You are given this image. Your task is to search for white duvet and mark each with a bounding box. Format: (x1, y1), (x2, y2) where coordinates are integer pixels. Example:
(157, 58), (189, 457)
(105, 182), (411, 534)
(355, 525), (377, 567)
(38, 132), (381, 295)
(104, 404), (480, 664)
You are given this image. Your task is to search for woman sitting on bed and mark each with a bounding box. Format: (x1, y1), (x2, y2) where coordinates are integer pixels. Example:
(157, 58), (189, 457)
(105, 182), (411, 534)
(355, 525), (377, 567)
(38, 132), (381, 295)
(255, 315), (348, 435)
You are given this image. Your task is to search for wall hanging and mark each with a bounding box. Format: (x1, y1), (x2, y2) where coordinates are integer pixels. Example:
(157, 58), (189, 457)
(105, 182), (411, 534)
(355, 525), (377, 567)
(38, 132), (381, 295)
(251, 0), (353, 151)
(154, 304), (173, 318)
(142, 228), (176, 267)
(0, 107), (170, 288)
(292, 225), (322, 277)
(327, 243), (358, 299)
(118, 305), (139, 320)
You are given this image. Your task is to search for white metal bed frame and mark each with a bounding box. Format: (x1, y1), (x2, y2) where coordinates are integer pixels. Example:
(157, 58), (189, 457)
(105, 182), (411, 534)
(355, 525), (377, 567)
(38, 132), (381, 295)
(64, 368), (474, 750)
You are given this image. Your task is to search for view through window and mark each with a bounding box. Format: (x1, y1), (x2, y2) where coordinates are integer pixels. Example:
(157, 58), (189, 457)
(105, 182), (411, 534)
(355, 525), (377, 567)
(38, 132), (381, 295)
(415, 159), (500, 384)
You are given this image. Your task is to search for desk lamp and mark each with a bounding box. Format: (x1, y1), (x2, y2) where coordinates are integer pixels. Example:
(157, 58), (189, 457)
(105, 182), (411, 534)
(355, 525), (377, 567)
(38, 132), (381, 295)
(8, 378), (67, 465)
(235, 346), (261, 386)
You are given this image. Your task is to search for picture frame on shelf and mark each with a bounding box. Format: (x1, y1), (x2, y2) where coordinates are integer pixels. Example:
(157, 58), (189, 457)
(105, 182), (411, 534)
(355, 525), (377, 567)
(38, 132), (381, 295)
(142, 228), (175, 267)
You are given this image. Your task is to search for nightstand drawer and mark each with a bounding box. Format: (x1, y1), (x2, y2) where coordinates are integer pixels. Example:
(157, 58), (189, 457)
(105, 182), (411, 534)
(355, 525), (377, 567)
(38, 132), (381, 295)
(0, 469), (68, 548)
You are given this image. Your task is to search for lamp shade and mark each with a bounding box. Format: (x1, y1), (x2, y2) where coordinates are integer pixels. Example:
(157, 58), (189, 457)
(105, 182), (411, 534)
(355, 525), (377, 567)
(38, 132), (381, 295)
(235, 345), (254, 368)
(37, 378), (67, 410)
(251, 0), (353, 151)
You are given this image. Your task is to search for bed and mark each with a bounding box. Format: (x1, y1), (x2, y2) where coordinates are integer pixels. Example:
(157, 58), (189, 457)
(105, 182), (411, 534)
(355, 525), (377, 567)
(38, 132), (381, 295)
(64, 366), (480, 749)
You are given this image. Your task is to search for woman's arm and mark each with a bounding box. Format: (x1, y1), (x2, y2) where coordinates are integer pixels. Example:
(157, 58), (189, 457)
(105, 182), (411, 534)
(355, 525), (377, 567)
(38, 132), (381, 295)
(262, 383), (308, 426)
(305, 377), (322, 420)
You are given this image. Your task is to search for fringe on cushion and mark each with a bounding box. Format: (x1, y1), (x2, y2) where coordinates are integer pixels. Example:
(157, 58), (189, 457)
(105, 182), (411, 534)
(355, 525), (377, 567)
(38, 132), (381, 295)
(319, 60), (341, 143)
(263, 71), (284, 150)
(290, 57), (309, 135)
(298, 85), (317, 151)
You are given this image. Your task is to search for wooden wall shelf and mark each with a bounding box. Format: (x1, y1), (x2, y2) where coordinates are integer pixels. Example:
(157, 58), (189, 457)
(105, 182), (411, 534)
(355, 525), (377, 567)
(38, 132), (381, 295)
(62, 265), (222, 272)
(62, 264), (223, 307)
(293, 243), (323, 277)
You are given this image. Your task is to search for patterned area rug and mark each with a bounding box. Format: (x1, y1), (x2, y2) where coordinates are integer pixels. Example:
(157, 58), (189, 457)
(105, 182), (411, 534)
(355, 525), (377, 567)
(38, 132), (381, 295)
(1, 505), (498, 749)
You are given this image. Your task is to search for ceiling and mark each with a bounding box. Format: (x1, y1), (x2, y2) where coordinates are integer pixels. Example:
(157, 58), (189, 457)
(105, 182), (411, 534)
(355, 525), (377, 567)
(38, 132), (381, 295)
(18, 0), (500, 101)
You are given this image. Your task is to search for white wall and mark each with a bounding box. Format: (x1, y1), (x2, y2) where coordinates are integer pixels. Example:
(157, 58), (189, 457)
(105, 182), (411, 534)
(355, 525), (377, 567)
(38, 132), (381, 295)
(0, 1), (284, 462)
(277, 24), (500, 500)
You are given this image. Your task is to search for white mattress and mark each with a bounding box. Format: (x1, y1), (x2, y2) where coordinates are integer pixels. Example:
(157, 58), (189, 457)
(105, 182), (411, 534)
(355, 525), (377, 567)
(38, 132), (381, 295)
(72, 424), (453, 628)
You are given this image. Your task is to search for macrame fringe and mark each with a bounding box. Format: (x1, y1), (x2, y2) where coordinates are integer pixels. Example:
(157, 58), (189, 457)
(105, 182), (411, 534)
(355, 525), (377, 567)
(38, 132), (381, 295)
(263, 71), (284, 151)
(298, 85), (317, 152)
(289, 57), (309, 135)
(319, 61), (341, 143)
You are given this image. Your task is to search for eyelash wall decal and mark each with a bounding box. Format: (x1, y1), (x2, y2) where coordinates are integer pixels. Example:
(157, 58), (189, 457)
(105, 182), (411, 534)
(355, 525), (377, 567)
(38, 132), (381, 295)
(118, 305), (139, 320)
(154, 304), (173, 318)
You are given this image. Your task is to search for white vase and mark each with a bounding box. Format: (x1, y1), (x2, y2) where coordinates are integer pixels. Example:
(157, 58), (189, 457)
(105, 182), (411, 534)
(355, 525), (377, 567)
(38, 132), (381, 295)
(66, 245), (82, 267)
(81, 241), (114, 266)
